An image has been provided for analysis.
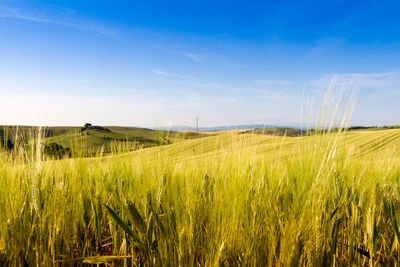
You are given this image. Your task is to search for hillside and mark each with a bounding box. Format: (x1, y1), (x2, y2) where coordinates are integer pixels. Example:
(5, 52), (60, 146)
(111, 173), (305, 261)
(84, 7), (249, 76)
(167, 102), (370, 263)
(0, 125), (211, 156)
(241, 126), (400, 137)
(113, 128), (400, 164)
(241, 127), (307, 137)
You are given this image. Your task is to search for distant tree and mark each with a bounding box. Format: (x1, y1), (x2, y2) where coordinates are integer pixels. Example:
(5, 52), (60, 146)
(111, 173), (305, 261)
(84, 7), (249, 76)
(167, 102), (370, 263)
(81, 123), (92, 132)
(81, 123), (111, 133)
(44, 143), (71, 159)
(1, 138), (14, 151)
(348, 126), (377, 130)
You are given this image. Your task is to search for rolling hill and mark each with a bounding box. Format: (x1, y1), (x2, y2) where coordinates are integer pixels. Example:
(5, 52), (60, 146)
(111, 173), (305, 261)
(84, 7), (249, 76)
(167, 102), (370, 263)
(0, 125), (211, 156)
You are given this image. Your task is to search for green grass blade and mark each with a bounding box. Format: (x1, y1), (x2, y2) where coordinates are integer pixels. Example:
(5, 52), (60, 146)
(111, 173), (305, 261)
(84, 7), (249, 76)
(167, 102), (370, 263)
(391, 203), (400, 243)
(104, 204), (142, 245)
(127, 200), (145, 232)
(151, 207), (166, 238)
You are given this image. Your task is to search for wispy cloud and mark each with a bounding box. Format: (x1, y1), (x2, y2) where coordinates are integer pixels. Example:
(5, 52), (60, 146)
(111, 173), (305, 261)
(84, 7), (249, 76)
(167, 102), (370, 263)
(180, 52), (204, 63)
(159, 47), (205, 63)
(0, 5), (116, 37)
(309, 72), (398, 88)
(189, 81), (230, 88)
(253, 79), (294, 86)
(0, 89), (238, 126)
(152, 69), (198, 81)
(152, 70), (237, 90)
(253, 88), (297, 102)
(337, 72), (397, 87)
(152, 69), (171, 77)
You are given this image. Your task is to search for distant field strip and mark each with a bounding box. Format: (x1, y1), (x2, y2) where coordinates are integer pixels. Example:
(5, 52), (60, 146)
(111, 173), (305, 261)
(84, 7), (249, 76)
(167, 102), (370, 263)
(350, 130), (400, 158)
(112, 129), (400, 165)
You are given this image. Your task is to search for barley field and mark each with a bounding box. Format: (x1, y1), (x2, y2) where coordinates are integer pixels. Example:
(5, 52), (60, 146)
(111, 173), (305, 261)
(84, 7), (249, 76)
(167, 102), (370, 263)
(0, 126), (400, 266)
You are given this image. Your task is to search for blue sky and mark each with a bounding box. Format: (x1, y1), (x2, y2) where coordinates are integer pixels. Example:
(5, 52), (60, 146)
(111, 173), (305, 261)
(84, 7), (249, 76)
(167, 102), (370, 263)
(0, 0), (399, 127)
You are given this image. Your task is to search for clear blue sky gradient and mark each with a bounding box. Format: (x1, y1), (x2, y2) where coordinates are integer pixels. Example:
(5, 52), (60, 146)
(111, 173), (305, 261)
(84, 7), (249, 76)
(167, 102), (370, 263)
(0, 0), (399, 127)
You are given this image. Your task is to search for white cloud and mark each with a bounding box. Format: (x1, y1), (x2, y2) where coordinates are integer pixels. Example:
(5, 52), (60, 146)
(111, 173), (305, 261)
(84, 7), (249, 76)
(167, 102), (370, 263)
(0, 5), (116, 37)
(253, 89), (297, 102)
(152, 69), (198, 81)
(0, 92), (159, 126)
(0, 89), (238, 126)
(308, 72), (398, 88)
(181, 52), (204, 63)
(152, 69), (171, 77)
(158, 47), (205, 63)
(253, 79), (293, 86)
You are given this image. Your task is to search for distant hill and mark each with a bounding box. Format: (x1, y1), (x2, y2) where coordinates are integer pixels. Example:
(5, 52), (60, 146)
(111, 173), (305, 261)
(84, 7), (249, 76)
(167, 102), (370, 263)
(2, 124), (399, 157)
(153, 124), (400, 132)
(347, 125), (400, 131)
(239, 125), (400, 137)
(152, 124), (302, 132)
(242, 127), (309, 137)
(0, 125), (210, 156)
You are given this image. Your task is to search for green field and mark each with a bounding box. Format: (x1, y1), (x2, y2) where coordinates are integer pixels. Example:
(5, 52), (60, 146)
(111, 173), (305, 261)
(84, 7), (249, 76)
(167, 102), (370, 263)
(1, 127), (400, 265)
(241, 127), (308, 137)
(0, 125), (210, 157)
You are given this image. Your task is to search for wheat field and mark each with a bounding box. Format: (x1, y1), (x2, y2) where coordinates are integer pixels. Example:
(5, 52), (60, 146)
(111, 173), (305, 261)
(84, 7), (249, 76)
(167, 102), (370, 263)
(0, 126), (400, 266)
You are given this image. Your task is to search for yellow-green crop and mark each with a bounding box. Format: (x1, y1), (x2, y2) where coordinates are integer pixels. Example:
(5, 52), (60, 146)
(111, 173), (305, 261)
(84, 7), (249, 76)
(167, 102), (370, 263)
(1, 125), (400, 266)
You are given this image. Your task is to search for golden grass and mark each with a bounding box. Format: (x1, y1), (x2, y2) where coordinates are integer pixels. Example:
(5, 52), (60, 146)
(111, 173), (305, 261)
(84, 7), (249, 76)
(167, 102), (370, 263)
(0, 126), (400, 265)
